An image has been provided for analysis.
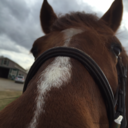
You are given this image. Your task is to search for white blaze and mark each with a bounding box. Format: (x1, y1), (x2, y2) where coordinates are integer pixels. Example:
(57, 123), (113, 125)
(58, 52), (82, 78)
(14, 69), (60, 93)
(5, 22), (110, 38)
(28, 28), (83, 128)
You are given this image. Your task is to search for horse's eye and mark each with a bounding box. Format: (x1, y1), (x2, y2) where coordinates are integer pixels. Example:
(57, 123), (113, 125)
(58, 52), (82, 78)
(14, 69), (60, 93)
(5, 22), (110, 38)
(112, 45), (122, 57)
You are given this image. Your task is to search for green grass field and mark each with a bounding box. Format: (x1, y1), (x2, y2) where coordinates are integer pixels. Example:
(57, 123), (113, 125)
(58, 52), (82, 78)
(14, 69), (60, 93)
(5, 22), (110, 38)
(0, 90), (22, 111)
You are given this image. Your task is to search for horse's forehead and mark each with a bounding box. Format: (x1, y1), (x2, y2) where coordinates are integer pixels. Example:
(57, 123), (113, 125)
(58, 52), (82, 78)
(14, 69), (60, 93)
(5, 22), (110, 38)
(61, 28), (84, 39)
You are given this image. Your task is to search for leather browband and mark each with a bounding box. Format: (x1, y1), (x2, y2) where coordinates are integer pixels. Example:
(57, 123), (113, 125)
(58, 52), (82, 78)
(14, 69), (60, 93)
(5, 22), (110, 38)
(23, 47), (115, 126)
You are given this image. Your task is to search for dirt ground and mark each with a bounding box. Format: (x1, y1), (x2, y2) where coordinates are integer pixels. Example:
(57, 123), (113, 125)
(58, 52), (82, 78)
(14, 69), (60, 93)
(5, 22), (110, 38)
(0, 78), (24, 91)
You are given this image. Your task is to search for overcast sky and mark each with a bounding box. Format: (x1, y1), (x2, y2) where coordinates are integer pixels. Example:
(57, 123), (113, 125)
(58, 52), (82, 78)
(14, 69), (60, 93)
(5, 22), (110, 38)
(0, 0), (128, 69)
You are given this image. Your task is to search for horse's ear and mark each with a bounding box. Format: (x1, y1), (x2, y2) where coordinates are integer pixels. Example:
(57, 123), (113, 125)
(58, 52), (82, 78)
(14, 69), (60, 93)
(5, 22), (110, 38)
(40, 0), (58, 34)
(100, 0), (123, 32)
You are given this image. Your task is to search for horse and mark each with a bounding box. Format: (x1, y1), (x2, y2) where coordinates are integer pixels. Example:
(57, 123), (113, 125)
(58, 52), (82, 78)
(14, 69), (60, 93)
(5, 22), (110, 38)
(0, 0), (128, 128)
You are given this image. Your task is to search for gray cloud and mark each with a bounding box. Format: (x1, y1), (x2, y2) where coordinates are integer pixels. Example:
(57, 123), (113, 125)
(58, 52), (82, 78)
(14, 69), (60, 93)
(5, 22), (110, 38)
(49, 0), (94, 14)
(0, 0), (42, 52)
(124, 0), (128, 11)
(0, 0), (30, 21)
(117, 26), (128, 48)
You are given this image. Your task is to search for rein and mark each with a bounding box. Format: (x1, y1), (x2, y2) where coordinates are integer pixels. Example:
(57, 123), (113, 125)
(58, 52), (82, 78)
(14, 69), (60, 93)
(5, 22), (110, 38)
(23, 47), (127, 128)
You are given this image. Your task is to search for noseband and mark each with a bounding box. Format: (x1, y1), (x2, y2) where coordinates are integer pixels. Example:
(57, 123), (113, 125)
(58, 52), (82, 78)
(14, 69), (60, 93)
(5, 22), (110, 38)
(23, 47), (127, 128)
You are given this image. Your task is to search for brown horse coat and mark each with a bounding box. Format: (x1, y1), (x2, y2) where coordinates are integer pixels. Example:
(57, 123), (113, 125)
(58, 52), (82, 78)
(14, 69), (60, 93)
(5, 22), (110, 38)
(0, 0), (128, 128)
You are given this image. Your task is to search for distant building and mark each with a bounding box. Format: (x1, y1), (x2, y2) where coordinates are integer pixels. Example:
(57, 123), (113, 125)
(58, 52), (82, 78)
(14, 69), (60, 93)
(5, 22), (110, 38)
(0, 56), (27, 80)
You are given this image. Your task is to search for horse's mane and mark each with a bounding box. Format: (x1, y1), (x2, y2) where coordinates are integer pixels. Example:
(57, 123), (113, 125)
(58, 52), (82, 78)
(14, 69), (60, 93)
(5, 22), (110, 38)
(51, 12), (110, 33)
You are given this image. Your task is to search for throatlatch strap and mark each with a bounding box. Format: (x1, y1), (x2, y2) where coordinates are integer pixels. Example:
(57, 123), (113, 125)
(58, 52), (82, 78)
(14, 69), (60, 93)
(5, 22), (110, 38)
(116, 57), (127, 128)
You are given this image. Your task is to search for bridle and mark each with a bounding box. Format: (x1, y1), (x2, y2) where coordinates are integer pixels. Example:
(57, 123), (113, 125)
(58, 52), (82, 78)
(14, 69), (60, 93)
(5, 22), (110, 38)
(23, 47), (127, 128)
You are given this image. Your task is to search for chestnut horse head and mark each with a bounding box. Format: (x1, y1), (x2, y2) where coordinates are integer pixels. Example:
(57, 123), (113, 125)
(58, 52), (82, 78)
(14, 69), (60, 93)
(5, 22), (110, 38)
(0, 0), (128, 128)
